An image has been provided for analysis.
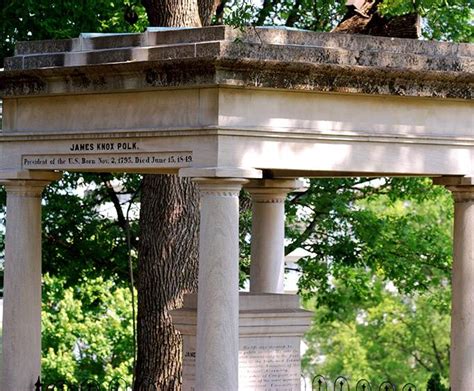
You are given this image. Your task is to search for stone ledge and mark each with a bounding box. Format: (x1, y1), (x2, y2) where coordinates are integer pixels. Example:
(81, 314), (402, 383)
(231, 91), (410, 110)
(11, 26), (473, 57)
(5, 27), (473, 73)
(5, 40), (472, 74)
(181, 167), (262, 179)
(172, 293), (313, 337)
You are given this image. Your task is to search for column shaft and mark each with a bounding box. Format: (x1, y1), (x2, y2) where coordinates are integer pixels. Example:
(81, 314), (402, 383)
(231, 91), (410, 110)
(2, 181), (49, 391)
(194, 179), (245, 391)
(247, 180), (301, 294)
(450, 186), (474, 390)
(250, 195), (286, 293)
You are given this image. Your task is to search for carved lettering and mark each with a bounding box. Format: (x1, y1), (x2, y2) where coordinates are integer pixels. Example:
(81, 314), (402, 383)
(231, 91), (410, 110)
(69, 143), (94, 151)
(96, 143), (114, 151)
(239, 342), (301, 390)
(68, 141), (139, 152)
(22, 151), (193, 170)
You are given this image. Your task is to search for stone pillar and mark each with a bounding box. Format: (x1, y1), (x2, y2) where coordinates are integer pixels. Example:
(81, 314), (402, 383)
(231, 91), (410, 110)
(1, 174), (59, 391)
(447, 182), (474, 390)
(246, 179), (302, 294)
(193, 178), (246, 391)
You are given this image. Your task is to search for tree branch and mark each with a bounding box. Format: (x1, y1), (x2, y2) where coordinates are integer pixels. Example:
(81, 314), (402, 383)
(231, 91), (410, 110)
(391, 339), (432, 371)
(285, 213), (322, 255)
(429, 329), (446, 373)
(100, 174), (138, 250)
(215, 0), (228, 24)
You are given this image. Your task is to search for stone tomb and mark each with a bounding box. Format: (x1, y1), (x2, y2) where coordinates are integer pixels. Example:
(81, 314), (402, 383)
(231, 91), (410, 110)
(172, 294), (312, 391)
(0, 25), (473, 390)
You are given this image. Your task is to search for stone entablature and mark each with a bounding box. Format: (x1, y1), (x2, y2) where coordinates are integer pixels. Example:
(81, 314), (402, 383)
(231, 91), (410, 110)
(1, 26), (472, 99)
(0, 26), (472, 179)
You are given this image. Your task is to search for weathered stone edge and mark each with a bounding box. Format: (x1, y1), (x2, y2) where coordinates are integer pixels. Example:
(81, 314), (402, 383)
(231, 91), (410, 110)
(217, 58), (474, 99)
(0, 56), (472, 99)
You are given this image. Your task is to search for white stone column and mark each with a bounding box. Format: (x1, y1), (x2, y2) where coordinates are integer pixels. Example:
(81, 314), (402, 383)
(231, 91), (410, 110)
(449, 184), (474, 391)
(1, 175), (58, 391)
(246, 179), (301, 294)
(193, 178), (246, 391)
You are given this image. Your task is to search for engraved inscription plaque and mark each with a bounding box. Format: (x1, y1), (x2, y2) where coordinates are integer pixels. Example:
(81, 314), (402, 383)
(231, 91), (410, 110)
(239, 338), (301, 391)
(182, 336), (302, 391)
(182, 336), (197, 391)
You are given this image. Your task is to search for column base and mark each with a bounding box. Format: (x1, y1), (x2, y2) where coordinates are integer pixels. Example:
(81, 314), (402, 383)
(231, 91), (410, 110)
(172, 293), (312, 391)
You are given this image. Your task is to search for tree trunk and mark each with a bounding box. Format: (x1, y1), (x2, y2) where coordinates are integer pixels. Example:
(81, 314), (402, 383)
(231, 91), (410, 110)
(142, 0), (219, 27)
(142, 0), (201, 26)
(135, 1), (218, 389)
(135, 175), (199, 390)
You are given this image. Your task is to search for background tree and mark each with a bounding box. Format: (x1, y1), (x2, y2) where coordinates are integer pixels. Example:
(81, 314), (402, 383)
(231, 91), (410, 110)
(298, 179), (452, 386)
(0, 0), (148, 64)
(303, 282), (450, 386)
(134, 2), (220, 388)
(221, 0), (472, 42)
(42, 274), (134, 385)
(5, 172), (140, 384)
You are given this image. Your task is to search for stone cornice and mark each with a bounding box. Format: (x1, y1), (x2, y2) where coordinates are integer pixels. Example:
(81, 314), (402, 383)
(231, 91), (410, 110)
(0, 26), (472, 99)
(0, 171), (61, 196)
(1, 127), (474, 147)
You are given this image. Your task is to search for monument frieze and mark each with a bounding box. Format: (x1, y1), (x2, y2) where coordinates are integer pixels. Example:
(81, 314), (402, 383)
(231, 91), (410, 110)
(21, 140), (192, 170)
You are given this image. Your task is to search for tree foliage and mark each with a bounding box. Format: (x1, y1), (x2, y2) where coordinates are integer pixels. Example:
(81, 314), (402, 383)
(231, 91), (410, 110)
(42, 274), (134, 385)
(41, 172), (140, 285)
(303, 282), (450, 386)
(291, 178), (452, 309)
(297, 179), (452, 385)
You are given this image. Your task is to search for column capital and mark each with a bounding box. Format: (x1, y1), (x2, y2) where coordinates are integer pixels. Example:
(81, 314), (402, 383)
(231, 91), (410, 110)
(3, 180), (52, 197)
(449, 187), (474, 203)
(245, 179), (305, 203)
(432, 176), (474, 203)
(0, 170), (62, 182)
(1, 171), (62, 197)
(193, 177), (248, 197)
